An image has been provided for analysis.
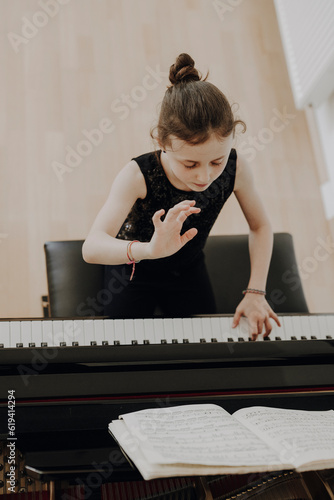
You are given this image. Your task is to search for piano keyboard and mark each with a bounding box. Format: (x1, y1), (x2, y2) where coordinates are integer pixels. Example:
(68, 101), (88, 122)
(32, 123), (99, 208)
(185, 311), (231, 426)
(0, 314), (333, 348)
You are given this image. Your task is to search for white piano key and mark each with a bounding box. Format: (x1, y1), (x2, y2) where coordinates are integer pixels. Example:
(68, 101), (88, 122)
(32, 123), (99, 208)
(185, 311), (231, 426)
(163, 318), (175, 343)
(172, 318), (185, 343)
(103, 319), (116, 345)
(0, 321), (10, 348)
(93, 319), (105, 345)
(237, 317), (251, 341)
(325, 315), (334, 338)
(63, 319), (78, 346)
(219, 317), (234, 342)
(10, 321), (21, 347)
(152, 318), (165, 344)
(31, 321), (43, 347)
(20, 321), (32, 347)
(182, 318), (194, 343)
(83, 319), (95, 345)
(287, 315), (303, 340)
(143, 318), (155, 344)
(269, 317), (283, 340)
(134, 319), (145, 344)
(200, 317), (213, 343)
(308, 315), (321, 339)
(52, 320), (65, 346)
(210, 317), (223, 342)
(124, 320), (136, 345)
(191, 317), (203, 343)
(280, 316), (293, 340)
(315, 315), (330, 339)
(39, 320), (54, 347)
(42, 320), (54, 346)
(114, 319), (126, 345)
(73, 320), (85, 346)
(299, 315), (312, 339)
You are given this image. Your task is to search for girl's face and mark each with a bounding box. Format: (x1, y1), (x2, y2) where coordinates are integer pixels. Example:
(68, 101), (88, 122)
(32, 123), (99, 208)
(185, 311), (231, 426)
(161, 134), (233, 192)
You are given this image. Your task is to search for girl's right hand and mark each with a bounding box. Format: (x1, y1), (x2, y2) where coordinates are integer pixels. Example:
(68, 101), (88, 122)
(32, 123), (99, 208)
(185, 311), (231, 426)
(147, 200), (201, 259)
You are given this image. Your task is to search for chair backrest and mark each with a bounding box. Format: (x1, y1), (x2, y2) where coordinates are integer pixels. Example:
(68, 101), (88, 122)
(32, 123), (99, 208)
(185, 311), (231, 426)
(203, 233), (308, 314)
(44, 232), (308, 317)
(44, 240), (104, 317)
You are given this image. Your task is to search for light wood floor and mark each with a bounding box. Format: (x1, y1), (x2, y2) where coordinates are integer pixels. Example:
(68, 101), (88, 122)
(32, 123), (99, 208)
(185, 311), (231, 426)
(1, 0), (334, 317)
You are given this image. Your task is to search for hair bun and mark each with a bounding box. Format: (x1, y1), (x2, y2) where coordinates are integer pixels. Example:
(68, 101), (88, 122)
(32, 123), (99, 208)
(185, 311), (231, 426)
(169, 53), (201, 86)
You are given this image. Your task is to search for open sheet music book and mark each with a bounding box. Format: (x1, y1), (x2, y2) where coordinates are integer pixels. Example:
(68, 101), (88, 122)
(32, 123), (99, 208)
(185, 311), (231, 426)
(108, 404), (334, 480)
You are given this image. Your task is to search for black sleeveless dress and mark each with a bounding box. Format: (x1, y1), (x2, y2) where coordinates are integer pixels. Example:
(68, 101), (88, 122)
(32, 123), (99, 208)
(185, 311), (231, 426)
(103, 148), (237, 318)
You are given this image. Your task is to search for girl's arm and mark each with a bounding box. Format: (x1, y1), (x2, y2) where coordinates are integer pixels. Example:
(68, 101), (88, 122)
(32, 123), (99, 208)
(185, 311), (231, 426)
(232, 154), (281, 339)
(82, 160), (200, 265)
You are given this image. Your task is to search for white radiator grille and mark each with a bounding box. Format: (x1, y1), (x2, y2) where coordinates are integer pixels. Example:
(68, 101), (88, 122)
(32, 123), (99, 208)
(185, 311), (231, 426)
(274, 0), (334, 109)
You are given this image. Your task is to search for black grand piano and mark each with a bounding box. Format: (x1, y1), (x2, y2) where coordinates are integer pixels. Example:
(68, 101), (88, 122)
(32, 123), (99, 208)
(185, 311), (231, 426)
(1, 314), (334, 499)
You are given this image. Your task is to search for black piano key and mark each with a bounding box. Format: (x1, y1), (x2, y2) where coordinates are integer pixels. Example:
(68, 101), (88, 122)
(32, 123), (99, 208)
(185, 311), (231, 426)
(238, 337), (245, 342)
(131, 340), (138, 345)
(41, 342), (48, 347)
(60, 342), (66, 347)
(211, 338), (217, 342)
(90, 341), (97, 346)
(291, 336), (297, 340)
(264, 336), (271, 341)
(172, 339), (178, 344)
(29, 342), (35, 347)
(72, 341), (78, 346)
(326, 335), (332, 339)
(0, 344), (3, 348)
(200, 338), (206, 343)
(228, 337), (234, 342)
(161, 339), (167, 344)
(301, 336), (307, 340)
(143, 339), (150, 345)
(311, 335), (317, 340)
(102, 340), (109, 346)
(275, 336), (282, 340)
(16, 343), (23, 348)
(114, 340), (120, 345)
(183, 338), (189, 343)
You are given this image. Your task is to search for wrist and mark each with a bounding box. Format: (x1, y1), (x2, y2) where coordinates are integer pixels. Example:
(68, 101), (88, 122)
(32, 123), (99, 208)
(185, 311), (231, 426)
(129, 241), (151, 261)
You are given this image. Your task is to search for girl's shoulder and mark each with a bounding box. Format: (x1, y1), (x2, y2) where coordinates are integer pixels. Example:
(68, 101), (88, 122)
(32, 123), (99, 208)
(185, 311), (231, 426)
(233, 150), (254, 193)
(115, 159), (147, 200)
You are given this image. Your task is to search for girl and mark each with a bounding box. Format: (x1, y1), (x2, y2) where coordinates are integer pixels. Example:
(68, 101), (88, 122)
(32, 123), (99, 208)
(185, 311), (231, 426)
(83, 53), (280, 340)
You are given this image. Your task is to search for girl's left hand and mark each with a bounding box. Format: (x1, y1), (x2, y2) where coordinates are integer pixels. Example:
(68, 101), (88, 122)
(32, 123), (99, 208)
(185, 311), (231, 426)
(232, 294), (281, 340)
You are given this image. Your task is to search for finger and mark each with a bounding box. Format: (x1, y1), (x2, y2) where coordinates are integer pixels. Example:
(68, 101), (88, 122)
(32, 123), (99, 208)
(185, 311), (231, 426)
(180, 228), (198, 245)
(176, 207), (201, 224)
(232, 310), (242, 328)
(152, 209), (165, 226)
(270, 311), (281, 327)
(169, 207), (201, 222)
(169, 201), (195, 214)
(173, 199), (196, 208)
(263, 317), (273, 337)
(249, 321), (258, 341)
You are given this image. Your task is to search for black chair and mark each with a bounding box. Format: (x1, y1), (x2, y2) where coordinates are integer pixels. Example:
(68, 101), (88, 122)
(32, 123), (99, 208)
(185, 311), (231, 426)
(204, 233), (308, 314)
(43, 233), (308, 317)
(44, 240), (105, 317)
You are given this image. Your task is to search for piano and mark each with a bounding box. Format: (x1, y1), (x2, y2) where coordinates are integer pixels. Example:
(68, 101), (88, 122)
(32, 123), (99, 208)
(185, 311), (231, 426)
(1, 313), (334, 499)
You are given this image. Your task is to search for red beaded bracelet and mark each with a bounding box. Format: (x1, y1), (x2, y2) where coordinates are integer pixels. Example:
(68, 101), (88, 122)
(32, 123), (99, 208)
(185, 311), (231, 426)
(242, 288), (266, 296)
(126, 240), (140, 281)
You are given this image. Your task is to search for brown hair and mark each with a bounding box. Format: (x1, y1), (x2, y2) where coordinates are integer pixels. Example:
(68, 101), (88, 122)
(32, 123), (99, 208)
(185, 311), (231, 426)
(151, 53), (246, 149)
